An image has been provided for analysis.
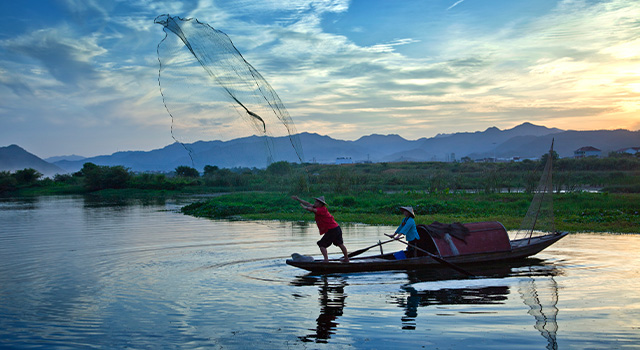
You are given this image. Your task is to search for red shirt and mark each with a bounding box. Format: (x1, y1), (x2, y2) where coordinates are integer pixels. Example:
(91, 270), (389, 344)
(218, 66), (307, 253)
(314, 206), (339, 234)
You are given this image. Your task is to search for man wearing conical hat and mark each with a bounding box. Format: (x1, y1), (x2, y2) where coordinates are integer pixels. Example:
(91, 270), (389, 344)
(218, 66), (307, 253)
(291, 195), (349, 262)
(391, 206), (420, 258)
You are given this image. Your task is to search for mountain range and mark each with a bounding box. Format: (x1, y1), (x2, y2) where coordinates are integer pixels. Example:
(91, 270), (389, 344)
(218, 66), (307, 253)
(2, 122), (638, 176)
(0, 145), (66, 176)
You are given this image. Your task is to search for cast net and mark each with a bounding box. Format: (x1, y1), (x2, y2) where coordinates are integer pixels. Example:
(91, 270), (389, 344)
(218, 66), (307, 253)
(518, 276), (559, 350)
(513, 140), (556, 242)
(154, 14), (304, 168)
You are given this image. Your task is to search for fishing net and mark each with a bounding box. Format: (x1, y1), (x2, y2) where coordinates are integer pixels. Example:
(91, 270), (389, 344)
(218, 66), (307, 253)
(154, 14), (304, 168)
(518, 276), (559, 350)
(514, 141), (556, 241)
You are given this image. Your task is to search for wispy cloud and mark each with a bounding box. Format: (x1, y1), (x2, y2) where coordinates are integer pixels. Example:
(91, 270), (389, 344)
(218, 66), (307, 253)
(1, 0), (639, 158)
(447, 0), (465, 11)
(2, 26), (106, 87)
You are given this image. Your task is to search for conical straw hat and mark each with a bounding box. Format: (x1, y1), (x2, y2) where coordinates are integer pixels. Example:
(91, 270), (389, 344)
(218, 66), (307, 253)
(314, 196), (327, 205)
(400, 206), (415, 217)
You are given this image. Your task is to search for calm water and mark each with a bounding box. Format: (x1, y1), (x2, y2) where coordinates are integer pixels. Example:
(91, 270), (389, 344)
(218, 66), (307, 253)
(0, 196), (638, 350)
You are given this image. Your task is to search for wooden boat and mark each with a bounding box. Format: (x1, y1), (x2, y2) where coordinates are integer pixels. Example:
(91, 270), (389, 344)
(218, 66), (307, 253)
(286, 140), (568, 274)
(286, 222), (568, 274)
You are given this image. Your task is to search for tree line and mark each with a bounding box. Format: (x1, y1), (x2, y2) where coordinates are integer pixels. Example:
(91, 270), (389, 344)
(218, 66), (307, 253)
(2, 152), (639, 195)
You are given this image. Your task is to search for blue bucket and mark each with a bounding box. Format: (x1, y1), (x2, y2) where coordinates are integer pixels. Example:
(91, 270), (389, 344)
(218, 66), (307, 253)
(393, 250), (406, 260)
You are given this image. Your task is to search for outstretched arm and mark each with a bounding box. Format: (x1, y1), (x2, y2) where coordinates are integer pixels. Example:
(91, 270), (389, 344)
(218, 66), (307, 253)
(291, 196), (316, 212)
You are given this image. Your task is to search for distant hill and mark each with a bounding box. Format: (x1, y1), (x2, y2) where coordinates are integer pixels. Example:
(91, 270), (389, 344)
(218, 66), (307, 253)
(481, 129), (640, 159)
(44, 154), (86, 163)
(5, 122), (638, 174)
(0, 145), (65, 177)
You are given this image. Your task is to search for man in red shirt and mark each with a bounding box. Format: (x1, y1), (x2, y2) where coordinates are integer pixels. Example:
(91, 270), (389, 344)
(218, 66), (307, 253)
(292, 195), (349, 262)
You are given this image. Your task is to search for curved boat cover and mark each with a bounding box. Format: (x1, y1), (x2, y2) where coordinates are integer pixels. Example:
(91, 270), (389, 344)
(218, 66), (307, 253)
(418, 221), (511, 257)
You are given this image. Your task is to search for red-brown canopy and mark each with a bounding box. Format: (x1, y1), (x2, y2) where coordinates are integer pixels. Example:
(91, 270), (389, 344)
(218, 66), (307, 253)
(418, 221), (511, 258)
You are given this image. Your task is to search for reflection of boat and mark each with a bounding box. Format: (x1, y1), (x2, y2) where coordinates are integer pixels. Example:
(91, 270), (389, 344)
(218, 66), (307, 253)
(395, 261), (560, 348)
(291, 259), (561, 347)
(287, 141), (567, 274)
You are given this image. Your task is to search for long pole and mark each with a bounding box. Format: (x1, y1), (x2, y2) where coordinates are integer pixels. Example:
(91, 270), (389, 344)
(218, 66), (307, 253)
(384, 234), (475, 277)
(528, 139), (554, 244)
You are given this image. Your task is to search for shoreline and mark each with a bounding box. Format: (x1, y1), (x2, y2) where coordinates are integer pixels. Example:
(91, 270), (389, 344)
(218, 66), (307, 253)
(3, 190), (638, 234)
(180, 191), (640, 234)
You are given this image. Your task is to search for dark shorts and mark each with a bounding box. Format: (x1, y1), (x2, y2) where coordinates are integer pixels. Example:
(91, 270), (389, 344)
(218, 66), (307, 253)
(317, 226), (344, 248)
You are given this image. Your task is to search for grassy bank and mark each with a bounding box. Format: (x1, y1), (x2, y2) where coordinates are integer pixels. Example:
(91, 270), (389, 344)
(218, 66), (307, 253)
(4, 158), (639, 233)
(181, 191), (640, 234)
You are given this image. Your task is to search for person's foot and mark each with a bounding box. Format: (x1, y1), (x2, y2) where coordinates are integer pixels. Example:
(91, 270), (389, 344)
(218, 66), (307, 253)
(340, 257), (349, 263)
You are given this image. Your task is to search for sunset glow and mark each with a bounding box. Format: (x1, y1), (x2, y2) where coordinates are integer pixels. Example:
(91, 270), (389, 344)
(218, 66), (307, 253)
(0, 0), (638, 157)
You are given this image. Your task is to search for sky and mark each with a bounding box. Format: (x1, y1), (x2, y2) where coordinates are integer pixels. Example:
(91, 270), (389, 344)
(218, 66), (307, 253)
(1, 0), (639, 158)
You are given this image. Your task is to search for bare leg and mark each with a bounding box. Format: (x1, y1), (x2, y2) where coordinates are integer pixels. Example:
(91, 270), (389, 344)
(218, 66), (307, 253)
(338, 244), (349, 263)
(319, 246), (329, 262)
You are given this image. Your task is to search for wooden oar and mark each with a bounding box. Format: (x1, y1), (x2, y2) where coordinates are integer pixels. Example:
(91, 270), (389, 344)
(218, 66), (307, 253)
(348, 238), (395, 258)
(384, 234), (475, 277)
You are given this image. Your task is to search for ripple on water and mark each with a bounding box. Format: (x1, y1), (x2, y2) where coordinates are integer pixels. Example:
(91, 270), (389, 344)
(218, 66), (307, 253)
(1, 197), (639, 349)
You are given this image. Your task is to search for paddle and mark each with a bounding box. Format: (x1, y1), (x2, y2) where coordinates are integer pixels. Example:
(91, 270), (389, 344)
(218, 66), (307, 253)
(348, 238), (395, 258)
(384, 234), (475, 277)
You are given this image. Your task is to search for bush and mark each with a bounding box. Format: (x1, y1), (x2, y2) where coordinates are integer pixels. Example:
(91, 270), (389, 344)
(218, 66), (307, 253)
(203, 165), (219, 177)
(333, 196), (356, 207)
(81, 163), (132, 191)
(13, 168), (42, 185)
(54, 173), (73, 183)
(267, 161), (293, 175)
(175, 166), (200, 178)
(0, 171), (17, 192)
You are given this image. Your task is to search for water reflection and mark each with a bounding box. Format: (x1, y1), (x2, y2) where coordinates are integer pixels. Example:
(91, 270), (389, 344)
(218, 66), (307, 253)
(398, 284), (510, 329)
(400, 260), (560, 349)
(292, 259), (561, 347)
(518, 274), (559, 350)
(291, 275), (348, 343)
(0, 196), (39, 210)
(82, 194), (169, 208)
(3, 196), (638, 349)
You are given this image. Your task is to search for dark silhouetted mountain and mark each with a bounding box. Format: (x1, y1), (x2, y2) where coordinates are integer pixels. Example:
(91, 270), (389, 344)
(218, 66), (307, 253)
(0, 145), (65, 176)
(45, 123), (639, 173)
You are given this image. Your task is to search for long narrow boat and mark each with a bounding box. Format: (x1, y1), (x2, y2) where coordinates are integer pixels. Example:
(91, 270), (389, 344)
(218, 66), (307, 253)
(286, 222), (568, 274)
(286, 140), (568, 274)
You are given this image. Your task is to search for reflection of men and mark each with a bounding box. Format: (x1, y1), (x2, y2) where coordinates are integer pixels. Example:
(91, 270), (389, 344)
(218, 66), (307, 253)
(291, 195), (349, 262)
(301, 277), (347, 343)
(400, 286), (420, 330)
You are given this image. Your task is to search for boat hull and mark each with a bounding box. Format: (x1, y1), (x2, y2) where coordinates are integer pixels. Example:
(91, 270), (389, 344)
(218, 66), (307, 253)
(286, 231), (568, 274)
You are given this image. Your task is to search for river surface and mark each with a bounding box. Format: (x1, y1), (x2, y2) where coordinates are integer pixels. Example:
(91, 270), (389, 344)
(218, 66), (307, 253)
(0, 195), (638, 349)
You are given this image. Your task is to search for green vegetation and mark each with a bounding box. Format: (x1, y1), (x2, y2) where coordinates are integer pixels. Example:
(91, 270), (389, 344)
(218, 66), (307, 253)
(180, 191), (639, 233)
(3, 154), (640, 196)
(2, 154), (639, 233)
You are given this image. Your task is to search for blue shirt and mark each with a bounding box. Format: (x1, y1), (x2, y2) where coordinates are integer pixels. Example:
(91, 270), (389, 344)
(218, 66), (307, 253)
(395, 217), (419, 242)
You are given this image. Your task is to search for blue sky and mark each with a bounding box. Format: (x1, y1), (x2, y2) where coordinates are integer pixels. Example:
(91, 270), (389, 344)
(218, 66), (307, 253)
(1, 0), (639, 158)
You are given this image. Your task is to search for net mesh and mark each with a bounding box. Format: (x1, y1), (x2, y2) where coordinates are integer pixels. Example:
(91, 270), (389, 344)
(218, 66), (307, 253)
(154, 14), (304, 167)
(514, 140), (556, 240)
(518, 276), (559, 350)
